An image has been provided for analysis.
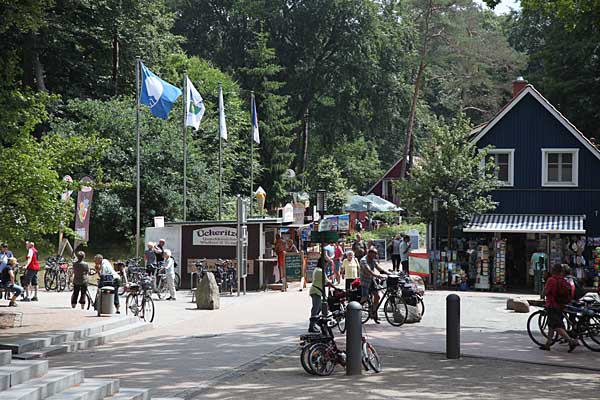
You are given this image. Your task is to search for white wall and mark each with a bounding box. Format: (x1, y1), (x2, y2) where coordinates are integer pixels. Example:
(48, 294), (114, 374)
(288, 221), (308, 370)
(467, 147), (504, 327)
(145, 226), (182, 276)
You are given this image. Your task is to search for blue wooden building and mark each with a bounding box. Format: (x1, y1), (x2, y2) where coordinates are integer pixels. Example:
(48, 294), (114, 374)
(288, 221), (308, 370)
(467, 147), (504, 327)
(460, 78), (600, 289)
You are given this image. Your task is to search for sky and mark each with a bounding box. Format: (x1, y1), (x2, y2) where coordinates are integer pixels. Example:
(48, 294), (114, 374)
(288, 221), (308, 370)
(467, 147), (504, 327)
(475, 0), (521, 15)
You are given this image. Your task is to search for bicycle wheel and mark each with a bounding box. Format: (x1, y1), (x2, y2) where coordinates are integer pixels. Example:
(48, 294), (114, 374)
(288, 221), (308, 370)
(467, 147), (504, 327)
(126, 293), (140, 318)
(308, 343), (336, 376)
(300, 343), (319, 375)
(580, 315), (600, 352)
(362, 341), (381, 373)
(86, 290), (94, 310)
(361, 300), (371, 324)
(384, 295), (408, 327)
(45, 270), (56, 291)
(175, 273), (181, 290)
(156, 278), (167, 300)
(57, 271), (67, 292)
(527, 309), (557, 346)
(67, 268), (74, 291)
(142, 296), (155, 323)
(337, 307), (347, 334)
(416, 295), (425, 317)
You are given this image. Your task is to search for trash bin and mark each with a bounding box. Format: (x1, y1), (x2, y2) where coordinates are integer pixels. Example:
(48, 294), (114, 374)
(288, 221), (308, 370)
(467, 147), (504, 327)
(99, 286), (115, 315)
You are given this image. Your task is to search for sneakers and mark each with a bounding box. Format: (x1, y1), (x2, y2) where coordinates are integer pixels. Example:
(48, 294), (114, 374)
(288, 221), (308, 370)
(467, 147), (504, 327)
(31, 297), (38, 302)
(8, 302), (17, 307)
(21, 297), (30, 302)
(539, 344), (551, 351)
(166, 297), (176, 301)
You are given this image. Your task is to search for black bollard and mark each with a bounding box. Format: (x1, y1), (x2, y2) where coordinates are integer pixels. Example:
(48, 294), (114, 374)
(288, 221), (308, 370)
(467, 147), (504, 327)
(446, 294), (460, 359)
(346, 301), (363, 375)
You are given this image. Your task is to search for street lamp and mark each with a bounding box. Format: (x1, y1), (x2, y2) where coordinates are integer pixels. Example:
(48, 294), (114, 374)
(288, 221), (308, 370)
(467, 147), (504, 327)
(315, 189), (328, 321)
(366, 201), (371, 231)
(432, 198), (439, 289)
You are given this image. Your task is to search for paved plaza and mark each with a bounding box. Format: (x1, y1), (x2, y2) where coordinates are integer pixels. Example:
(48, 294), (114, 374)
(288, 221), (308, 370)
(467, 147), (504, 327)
(3, 286), (599, 399)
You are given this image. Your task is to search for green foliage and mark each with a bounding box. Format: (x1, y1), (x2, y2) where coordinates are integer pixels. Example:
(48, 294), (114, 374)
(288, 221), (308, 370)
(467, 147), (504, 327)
(353, 223), (427, 246)
(306, 156), (348, 215)
(397, 116), (497, 225)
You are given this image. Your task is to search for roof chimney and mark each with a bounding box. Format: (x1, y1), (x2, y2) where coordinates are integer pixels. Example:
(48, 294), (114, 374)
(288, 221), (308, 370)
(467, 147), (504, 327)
(512, 76), (528, 98)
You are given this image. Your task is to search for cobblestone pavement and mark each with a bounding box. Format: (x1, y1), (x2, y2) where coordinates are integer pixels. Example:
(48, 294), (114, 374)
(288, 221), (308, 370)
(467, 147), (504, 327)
(199, 347), (600, 400)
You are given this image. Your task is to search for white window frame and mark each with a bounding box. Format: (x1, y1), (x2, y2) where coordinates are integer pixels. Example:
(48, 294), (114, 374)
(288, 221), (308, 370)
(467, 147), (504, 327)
(382, 179), (393, 197)
(541, 148), (579, 187)
(484, 149), (515, 187)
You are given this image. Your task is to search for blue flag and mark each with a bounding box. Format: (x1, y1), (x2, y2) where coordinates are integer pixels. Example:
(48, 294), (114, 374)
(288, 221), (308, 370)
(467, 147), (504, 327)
(140, 62), (182, 120)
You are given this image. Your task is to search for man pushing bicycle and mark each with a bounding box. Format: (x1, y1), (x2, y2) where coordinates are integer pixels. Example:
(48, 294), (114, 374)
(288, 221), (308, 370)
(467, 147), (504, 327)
(359, 247), (388, 324)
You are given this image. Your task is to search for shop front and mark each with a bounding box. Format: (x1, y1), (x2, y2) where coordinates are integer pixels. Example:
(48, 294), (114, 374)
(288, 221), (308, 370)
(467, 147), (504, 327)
(460, 214), (587, 292)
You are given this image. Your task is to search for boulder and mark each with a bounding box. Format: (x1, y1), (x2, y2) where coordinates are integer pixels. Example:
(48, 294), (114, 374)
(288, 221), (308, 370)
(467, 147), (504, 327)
(196, 272), (220, 310)
(512, 298), (530, 313)
(0, 311), (23, 328)
(506, 298), (515, 310)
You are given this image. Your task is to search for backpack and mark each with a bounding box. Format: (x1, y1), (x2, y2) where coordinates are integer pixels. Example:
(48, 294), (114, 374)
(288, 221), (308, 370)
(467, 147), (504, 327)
(555, 277), (573, 305)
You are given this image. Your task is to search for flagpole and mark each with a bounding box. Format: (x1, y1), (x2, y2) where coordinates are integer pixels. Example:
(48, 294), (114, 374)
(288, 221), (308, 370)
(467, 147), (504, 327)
(183, 73), (188, 222)
(218, 83), (223, 220)
(135, 56), (141, 258)
(250, 91), (254, 216)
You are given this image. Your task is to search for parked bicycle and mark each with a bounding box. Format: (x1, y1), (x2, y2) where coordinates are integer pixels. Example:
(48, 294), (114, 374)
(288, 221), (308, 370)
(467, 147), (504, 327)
(216, 259), (237, 295)
(300, 312), (381, 375)
(527, 297), (600, 351)
(44, 256), (70, 292)
(361, 274), (409, 326)
(125, 275), (155, 323)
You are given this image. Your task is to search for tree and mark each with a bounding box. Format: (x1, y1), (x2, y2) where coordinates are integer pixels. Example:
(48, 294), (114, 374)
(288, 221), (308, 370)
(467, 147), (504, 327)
(238, 29), (298, 208)
(306, 156), (348, 215)
(397, 116), (497, 229)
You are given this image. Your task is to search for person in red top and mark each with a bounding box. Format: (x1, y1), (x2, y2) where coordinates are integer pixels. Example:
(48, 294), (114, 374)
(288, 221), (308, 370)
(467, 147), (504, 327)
(540, 264), (578, 352)
(22, 241), (40, 302)
(333, 241), (344, 284)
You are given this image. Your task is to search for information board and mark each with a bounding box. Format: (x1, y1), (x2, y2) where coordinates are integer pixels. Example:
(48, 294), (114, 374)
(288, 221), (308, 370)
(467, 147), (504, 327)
(285, 252), (303, 280)
(372, 239), (387, 260)
(305, 253), (321, 283)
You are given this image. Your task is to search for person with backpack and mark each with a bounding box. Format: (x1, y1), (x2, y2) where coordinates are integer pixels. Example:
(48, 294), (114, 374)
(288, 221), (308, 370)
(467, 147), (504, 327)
(539, 263), (578, 352)
(563, 264), (586, 300)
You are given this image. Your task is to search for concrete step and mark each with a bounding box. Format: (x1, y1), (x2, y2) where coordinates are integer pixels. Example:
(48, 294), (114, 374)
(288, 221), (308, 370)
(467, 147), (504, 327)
(44, 378), (119, 400)
(109, 388), (150, 400)
(0, 369), (84, 400)
(12, 345), (74, 361)
(73, 321), (152, 350)
(0, 351), (11, 367)
(0, 360), (48, 390)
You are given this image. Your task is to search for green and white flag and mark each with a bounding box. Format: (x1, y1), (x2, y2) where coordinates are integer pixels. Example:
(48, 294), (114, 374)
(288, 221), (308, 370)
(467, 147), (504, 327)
(185, 77), (205, 130)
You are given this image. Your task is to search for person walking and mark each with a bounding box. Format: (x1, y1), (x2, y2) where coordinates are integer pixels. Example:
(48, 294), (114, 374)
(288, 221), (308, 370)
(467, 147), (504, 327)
(144, 241), (157, 275)
(400, 235), (411, 274)
(539, 264), (578, 352)
(391, 234), (402, 272)
(360, 248), (388, 324)
(352, 234), (367, 260)
(94, 254), (121, 313)
(274, 234), (286, 283)
(1, 257), (23, 307)
(71, 251), (89, 309)
(333, 241), (344, 284)
(308, 257), (334, 333)
(154, 239), (166, 265)
(22, 241), (40, 301)
(164, 249), (177, 301)
(342, 250), (360, 290)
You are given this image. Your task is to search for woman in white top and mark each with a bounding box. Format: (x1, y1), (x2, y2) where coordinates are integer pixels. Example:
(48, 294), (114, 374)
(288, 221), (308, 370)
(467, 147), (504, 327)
(164, 249), (176, 301)
(342, 251), (360, 291)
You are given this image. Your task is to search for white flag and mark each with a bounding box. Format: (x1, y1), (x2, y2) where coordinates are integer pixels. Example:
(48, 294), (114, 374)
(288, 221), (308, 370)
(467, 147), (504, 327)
(185, 77), (205, 130)
(251, 95), (260, 144)
(219, 86), (227, 141)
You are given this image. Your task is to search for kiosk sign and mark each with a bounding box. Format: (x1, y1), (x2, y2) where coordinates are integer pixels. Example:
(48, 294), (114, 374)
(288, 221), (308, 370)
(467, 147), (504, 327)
(193, 227), (237, 246)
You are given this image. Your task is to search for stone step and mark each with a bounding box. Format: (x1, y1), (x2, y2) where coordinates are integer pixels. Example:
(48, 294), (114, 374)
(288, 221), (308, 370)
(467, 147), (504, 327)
(0, 351), (11, 367)
(0, 360), (48, 390)
(0, 369), (84, 400)
(109, 388), (150, 400)
(12, 345), (74, 361)
(44, 378), (119, 400)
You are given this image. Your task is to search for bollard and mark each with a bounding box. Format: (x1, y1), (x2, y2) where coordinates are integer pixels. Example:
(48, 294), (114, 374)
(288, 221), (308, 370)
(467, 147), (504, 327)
(346, 301), (363, 375)
(446, 294), (460, 359)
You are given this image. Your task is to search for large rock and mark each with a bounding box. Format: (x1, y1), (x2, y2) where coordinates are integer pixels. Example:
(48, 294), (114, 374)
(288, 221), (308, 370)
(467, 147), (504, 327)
(196, 272), (220, 310)
(512, 298), (530, 313)
(506, 298), (514, 310)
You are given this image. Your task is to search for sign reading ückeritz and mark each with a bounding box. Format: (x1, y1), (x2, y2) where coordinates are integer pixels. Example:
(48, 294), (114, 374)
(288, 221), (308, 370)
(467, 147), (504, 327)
(192, 227), (237, 246)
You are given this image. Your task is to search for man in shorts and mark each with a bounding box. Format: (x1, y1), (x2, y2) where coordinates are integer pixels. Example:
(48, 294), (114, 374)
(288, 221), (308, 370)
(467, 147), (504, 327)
(22, 241), (40, 301)
(540, 263), (578, 352)
(359, 248), (388, 323)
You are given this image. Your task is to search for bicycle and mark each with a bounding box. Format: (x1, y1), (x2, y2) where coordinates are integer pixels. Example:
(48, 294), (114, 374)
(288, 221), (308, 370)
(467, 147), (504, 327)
(300, 313), (381, 375)
(361, 274), (408, 326)
(527, 300), (600, 351)
(125, 276), (155, 322)
(44, 256), (69, 292)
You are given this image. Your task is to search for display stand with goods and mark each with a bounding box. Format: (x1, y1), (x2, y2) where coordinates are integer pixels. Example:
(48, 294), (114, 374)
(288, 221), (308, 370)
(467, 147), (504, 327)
(475, 245), (490, 290)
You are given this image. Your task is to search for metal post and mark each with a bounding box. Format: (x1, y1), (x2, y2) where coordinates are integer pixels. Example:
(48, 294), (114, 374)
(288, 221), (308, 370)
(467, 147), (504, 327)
(446, 294), (460, 359)
(433, 208), (438, 289)
(135, 56), (141, 258)
(250, 91), (255, 215)
(183, 73), (188, 221)
(346, 301), (363, 375)
(237, 195), (242, 297)
(219, 134), (222, 220)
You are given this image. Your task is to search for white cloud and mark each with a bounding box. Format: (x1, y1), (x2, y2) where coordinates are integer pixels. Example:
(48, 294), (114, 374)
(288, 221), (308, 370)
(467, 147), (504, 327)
(475, 0), (521, 15)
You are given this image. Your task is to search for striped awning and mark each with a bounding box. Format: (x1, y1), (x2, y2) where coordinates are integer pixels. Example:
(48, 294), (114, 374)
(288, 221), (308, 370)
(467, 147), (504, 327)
(463, 214), (585, 234)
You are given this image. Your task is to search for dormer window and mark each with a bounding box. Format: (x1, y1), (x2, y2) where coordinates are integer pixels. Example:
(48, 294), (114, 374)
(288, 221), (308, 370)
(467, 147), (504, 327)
(541, 149), (579, 187)
(485, 149), (514, 187)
